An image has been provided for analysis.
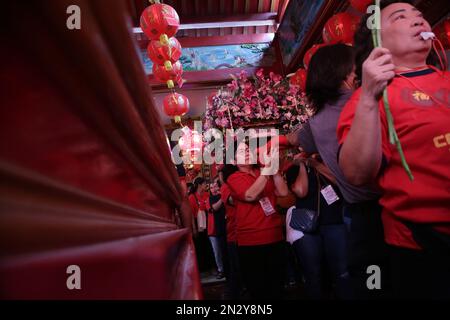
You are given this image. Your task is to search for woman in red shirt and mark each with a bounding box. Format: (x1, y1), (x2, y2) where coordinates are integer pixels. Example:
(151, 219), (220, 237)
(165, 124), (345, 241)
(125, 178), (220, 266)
(226, 140), (289, 299)
(337, 0), (450, 298)
(188, 177), (213, 272)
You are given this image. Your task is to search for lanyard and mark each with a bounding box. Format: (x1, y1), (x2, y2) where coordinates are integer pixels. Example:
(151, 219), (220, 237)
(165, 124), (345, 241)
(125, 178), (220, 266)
(395, 66), (449, 108)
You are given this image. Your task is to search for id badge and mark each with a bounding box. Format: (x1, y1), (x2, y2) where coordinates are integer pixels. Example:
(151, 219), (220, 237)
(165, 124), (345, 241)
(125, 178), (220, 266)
(259, 197), (276, 216)
(321, 185), (340, 205)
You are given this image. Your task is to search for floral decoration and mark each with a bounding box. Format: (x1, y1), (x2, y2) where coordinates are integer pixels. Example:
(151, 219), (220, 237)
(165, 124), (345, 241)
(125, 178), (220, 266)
(204, 69), (312, 132)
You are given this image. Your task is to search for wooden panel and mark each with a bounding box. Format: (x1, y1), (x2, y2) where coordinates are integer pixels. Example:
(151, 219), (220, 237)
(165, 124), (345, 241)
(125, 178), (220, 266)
(165, 0), (175, 9)
(236, 0), (246, 34)
(210, 28), (221, 37)
(283, 0), (345, 72)
(263, 0), (272, 11)
(277, 0), (289, 23)
(224, 27), (233, 35)
(177, 33), (274, 47)
(149, 66), (282, 91)
(178, 12), (277, 24)
(271, 0), (279, 12)
(256, 25), (267, 33)
(181, 0), (191, 16)
(224, 0), (234, 14)
(248, 0), (259, 13)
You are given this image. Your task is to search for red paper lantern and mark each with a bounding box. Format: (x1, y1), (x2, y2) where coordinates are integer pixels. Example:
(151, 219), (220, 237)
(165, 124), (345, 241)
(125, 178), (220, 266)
(349, 0), (373, 13)
(303, 44), (326, 69)
(140, 3), (180, 43)
(147, 37), (182, 70)
(289, 68), (307, 91)
(163, 92), (190, 123)
(433, 18), (450, 50)
(323, 13), (359, 45)
(153, 61), (183, 88)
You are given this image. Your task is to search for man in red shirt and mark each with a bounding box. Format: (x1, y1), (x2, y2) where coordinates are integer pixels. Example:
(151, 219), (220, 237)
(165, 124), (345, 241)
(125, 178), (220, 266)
(337, 0), (450, 298)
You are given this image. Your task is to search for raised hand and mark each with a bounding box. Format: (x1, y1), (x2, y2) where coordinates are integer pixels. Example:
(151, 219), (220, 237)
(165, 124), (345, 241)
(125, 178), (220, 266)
(361, 47), (396, 101)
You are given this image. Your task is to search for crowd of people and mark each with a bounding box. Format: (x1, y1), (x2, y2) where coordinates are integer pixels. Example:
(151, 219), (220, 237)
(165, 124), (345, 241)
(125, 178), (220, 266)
(185, 0), (449, 300)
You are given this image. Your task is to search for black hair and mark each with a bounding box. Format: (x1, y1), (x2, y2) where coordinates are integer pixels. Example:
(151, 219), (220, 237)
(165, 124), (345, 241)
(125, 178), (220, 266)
(224, 137), (258, 169)
(353, 0), (438, 82)
(285, 164), (300, 190)
(233, 137), (258, 155)
(192, 177), (205, 193)
(220, 164), (239, 183)
(305, 44), (356, 113)
(211, 175), (222, 187)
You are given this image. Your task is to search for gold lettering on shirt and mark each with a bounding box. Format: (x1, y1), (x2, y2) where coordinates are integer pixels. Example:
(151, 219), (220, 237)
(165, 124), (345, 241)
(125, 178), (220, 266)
(433, 133), (450, 150)
(412, 91), (431, 102)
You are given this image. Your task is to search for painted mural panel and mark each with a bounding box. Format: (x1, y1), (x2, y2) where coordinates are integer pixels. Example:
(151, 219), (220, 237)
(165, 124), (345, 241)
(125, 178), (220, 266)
(141, 43), (275, 75)
(278, 0), (326, 68)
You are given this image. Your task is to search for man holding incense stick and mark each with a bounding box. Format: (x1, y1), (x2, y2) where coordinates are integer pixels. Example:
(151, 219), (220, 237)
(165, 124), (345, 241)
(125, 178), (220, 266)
(337, 0), (450, 299)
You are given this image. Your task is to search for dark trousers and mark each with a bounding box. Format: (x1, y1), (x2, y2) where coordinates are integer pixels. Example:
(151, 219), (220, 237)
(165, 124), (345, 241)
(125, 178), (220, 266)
(285, 242), (300, 284)
(238, 241), (286, 300)
(226, 242), (242, 300)
(344, 200), (390, 299)
(194, 231), (214, 272)
(293, 224), (352, 299)
(389, 223), (450, 299)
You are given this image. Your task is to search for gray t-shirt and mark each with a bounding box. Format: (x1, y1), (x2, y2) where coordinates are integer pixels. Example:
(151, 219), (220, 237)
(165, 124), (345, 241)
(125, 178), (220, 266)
(288, 91), (380, 204)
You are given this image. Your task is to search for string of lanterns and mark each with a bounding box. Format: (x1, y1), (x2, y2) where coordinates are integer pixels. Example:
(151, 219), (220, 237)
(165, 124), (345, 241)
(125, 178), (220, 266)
(291, 1), (367, 90)
(140, 0), (190, 124)
(291, 1), (449, 91)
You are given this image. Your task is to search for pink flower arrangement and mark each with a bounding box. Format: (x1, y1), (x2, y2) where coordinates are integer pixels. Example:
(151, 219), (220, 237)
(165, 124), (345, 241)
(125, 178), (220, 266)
(204, 69), (311, 132)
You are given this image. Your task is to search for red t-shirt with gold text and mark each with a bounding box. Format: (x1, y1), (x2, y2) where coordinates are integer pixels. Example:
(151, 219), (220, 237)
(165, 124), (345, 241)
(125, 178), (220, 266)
(337, 69), (450, 249)
(227, 169), (283, 246)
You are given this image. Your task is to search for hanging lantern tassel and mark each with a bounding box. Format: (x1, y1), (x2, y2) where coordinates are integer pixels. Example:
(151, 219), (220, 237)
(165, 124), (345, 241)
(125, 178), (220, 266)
(164, 61), (173, 71)
(160, 34), (170, 46)
(153, 61), (183, 89)
(147, 37), (182, 72)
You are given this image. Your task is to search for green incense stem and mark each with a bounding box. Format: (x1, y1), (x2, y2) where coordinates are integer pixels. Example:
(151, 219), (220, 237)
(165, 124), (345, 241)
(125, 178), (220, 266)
(383, 91), (395, 144)
(372, 0), (414, 180)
